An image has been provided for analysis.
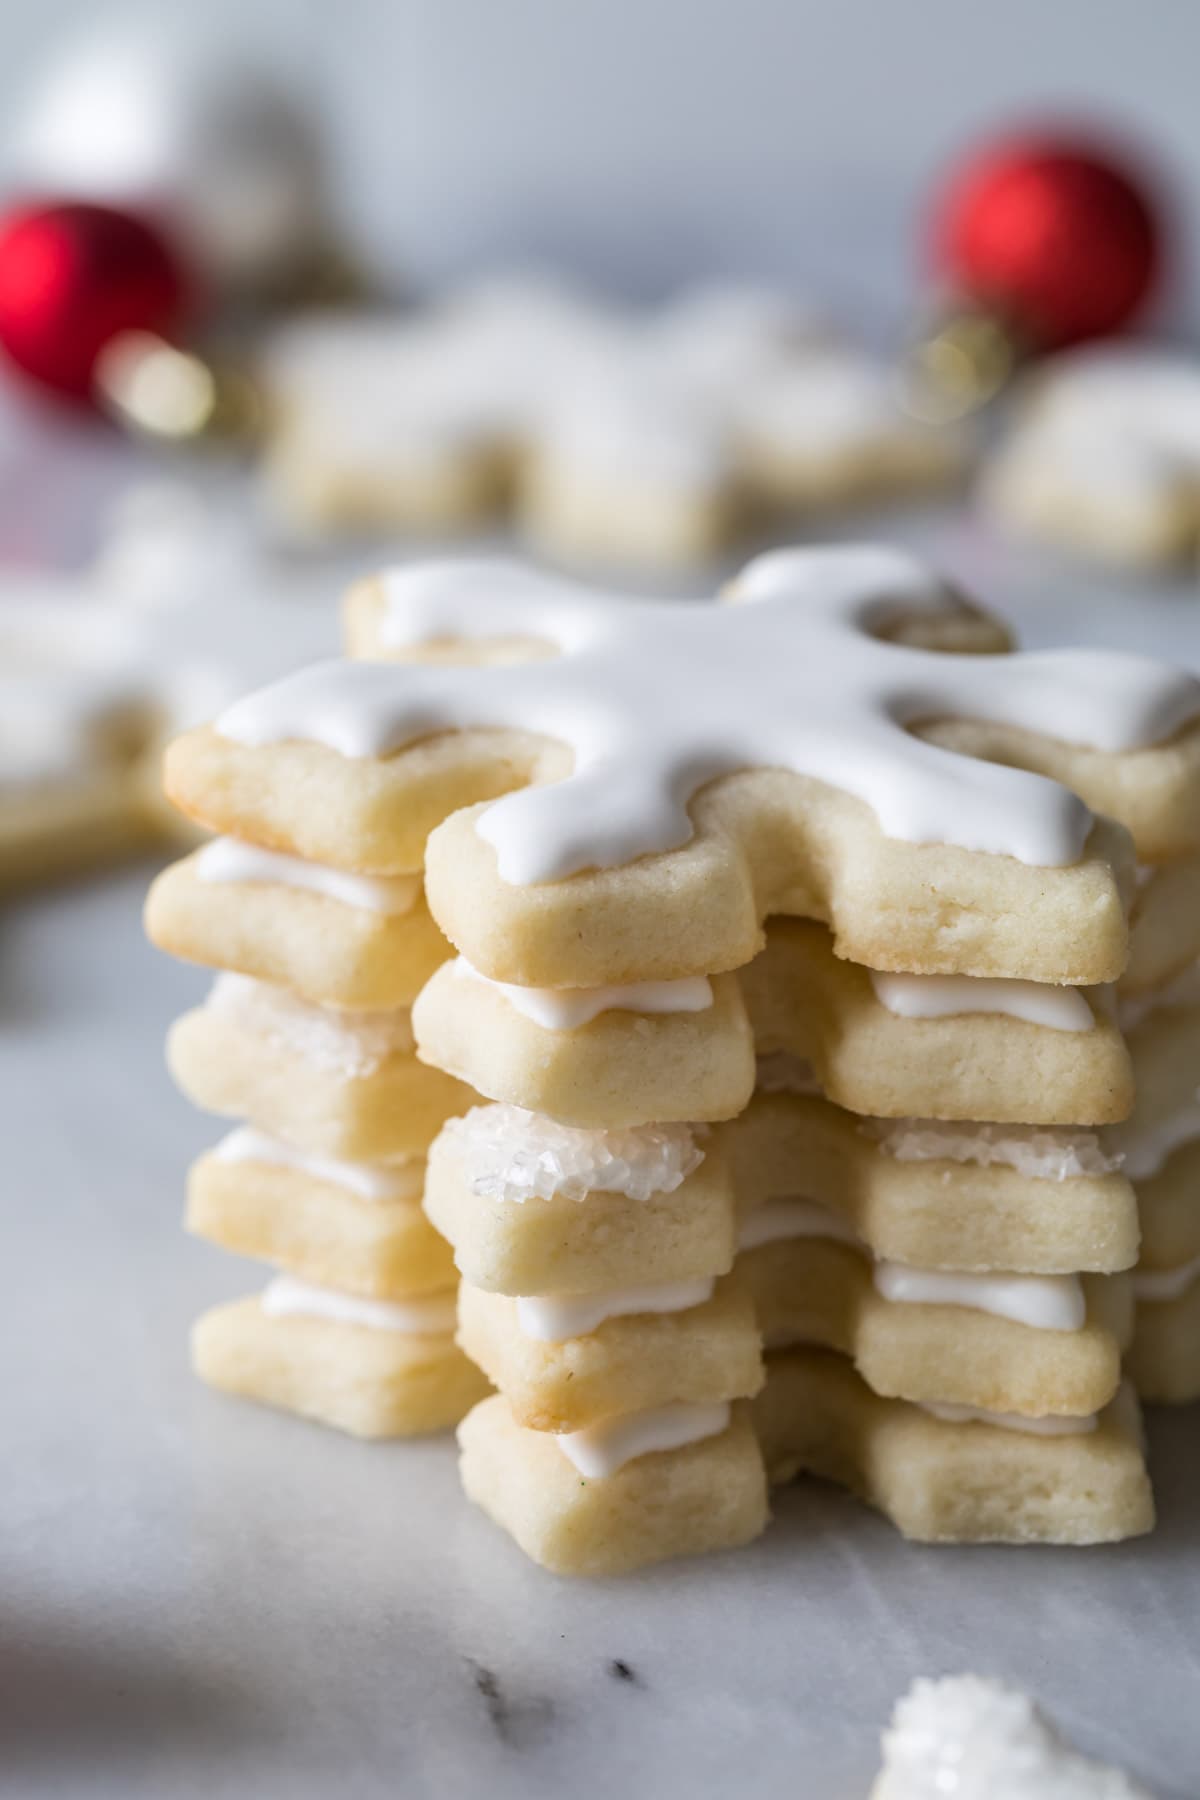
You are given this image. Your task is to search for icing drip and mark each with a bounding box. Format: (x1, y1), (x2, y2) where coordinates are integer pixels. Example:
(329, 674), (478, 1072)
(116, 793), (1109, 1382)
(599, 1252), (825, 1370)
(1109, 1097), (1200, 1179)
(206, 973), (413, 1076)
(873, 1262), (1086, 1331)
(441, 1104), (703, 1204)
(261, 1275), (457, 1335)
(514, 1277), (715, 1342)
(737, 1196), (859, 1252)
(556, 1401), (731, 1478)
(195, 836), (421, 915)
(862, 1118), (1121, 1181)
(212, 1126), (419, 1203)
(918, 1400), (1098, 1437)
(876, 1674), (1150, 1798)
(1132, 1250), (1200, 1303)
(450, 955), (713, 1030)
(869, 970), (1094, 1032)
(215, 548), (1200, 886)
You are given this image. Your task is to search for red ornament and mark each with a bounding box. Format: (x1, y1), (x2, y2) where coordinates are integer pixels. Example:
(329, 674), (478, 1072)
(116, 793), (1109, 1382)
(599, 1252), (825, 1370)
(930, 133), (1162, 350)
(0, 201), (190, 402)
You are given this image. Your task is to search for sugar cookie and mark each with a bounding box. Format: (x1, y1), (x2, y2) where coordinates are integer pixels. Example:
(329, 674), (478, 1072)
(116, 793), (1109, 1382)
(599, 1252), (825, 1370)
(755, 1350), (1153, 1545)
(194, 1284), (488, 1438)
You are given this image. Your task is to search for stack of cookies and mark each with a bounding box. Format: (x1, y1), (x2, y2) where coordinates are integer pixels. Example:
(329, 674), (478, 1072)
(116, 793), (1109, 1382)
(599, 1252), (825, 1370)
(153, 546), (1200, 1573)
(145, 821), (488, 1439)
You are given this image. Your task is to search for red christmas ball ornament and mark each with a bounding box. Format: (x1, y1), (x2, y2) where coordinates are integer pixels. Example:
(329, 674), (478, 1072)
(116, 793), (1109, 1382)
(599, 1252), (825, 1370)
(929, 132), (1162, 351)
(0, 200), (190, 402)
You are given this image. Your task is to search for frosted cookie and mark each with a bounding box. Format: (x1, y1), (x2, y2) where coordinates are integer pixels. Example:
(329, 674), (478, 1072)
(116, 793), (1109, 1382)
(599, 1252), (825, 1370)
(984, 347), (1200, 569)
(260, 280), (623, 538)
(167, 974), (472, 1160)
(735, 346), (969, 509)
(740, 917), (1132, 1125)
(161, 547), (1200, 988)
(755, 1348), (1153, 1545)
(193, 1277), (488, 1438)
(187, 1128), (455, 1299)
(457, 1273), (762, 1431)
(873, 1674), (1153, 1797)
(413, 960), (753, 1127)
(457, 1393), (767, 1575)
(2, 493), (336, 886)
(423, 1106), (735, 1295)
(260, 314), (515, 537)
(0, 584), (158, 886)
(516, 370), (741, 571)
(146, 839), (448, 1010)
(740, 1235), (1127, 1419)
(724, 1091), (1139, 1276)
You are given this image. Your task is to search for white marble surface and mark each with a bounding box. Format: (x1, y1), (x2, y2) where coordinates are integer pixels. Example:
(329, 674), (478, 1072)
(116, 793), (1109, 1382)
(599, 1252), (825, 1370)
(5, 479), (1200, 1796)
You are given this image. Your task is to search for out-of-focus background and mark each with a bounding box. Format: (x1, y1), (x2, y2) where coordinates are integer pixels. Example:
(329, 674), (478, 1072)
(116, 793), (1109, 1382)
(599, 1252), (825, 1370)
(5, 9), (1200, 1800)
(5, 0), (1200, 305)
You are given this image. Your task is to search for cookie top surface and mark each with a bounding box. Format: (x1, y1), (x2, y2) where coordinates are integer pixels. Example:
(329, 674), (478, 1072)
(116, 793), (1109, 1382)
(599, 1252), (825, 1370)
(216, 546), (1200, 886)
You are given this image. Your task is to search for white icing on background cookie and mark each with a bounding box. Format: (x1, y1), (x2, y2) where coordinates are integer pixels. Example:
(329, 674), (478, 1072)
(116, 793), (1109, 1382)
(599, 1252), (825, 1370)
(196, 837), (421, 915)
(212, 1125), (419, 1203)
(261, 1275), (456, 1336)
(873, 1262), (1086, 1331)
(1132, 1250), (1200, 1303)
(0, 484), (335, 803)
(1108, 1097), (1200, 1179)
(450, 955), (713, 1030)
(869, 970), (1095, 1032)
(917, 1399), (1098, 1437)
(217, 547), (1200, 885)
(992, 346), (1200, 521)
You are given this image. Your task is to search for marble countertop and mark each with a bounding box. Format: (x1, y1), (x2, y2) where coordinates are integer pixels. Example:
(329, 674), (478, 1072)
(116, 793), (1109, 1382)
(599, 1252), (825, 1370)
(4, 464), (1200, 1795)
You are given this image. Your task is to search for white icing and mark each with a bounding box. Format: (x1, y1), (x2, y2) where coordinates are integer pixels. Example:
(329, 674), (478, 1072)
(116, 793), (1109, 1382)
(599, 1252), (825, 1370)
(440, 1104), (702, 1204)
(873, 1261), (1086, 1330)
(862, 1118), (1121, 1182)
(212, 1126), (418, 1203)
(216, 548), (1200, 886)
(514, 1277), (714, 1342)
(753, 1052), (822, 1096)
(1109, 1097), (1200, 1179)
(869, 969), (1094, 1032)
(918, 1400), (1098, 1437)
(556, 1401), (731, 1478)
(876, 1674), (1150, 1798)
(737, 1196), (859, 1252)
(450, 955), (713, 1030)
(1118, 959), (1200, 1031)
(260, 1275), (457, 1335)
(1132, 1250), (1200, 1303)
(195, 836), (420, 915)
(206, 973), (413, 1076)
